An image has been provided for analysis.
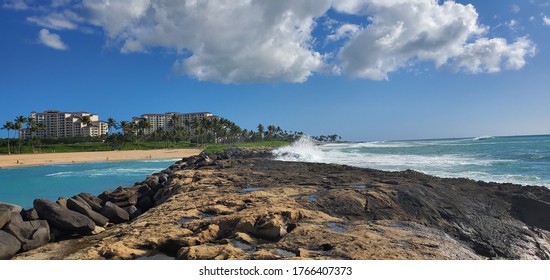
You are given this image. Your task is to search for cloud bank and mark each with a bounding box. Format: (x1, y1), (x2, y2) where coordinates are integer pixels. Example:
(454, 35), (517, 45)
(11, 0), (537, 83)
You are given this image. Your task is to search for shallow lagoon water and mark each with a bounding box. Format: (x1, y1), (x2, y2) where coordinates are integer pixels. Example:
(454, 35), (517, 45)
(0, 159), (178, 208)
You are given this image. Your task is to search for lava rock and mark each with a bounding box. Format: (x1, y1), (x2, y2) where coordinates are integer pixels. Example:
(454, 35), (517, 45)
(3, 213), (50, 251)
(0, 208), (10, 229)
(33, 199), (95, 235)
(0, 230), (21, 260)
(0, 202), (23, 215)
(21, 208), (39, 221)
(77, 193), (104, 212)
(98, 202), (129, 224)
(66, 198), (109, 227)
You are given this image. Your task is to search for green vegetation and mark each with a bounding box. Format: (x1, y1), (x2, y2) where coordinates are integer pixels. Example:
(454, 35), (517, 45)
(1, 113), (341, 155)
(203, 141), (289, 153)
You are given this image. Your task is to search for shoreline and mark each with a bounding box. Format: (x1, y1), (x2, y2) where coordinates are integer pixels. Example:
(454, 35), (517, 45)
(0, 148), (203, 168)
(9, 149), (550, 260)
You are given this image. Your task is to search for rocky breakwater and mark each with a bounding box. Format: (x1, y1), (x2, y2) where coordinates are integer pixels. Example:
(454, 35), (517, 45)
(9, 147), (550, 260)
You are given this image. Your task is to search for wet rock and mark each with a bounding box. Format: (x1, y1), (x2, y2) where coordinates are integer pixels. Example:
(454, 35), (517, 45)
(0, 230), (21, 260)
(98, 202), (129, 224)
(66, 198), (109, 227)
(33, 199), (95, 235)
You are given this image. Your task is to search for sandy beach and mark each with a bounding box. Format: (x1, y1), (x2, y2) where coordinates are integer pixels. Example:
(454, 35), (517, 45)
(0, 149), (203, 168)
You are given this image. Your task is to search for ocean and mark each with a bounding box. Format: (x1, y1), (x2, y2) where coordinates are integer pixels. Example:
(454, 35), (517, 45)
(0, 159), (179, 208)
(273, 135), (550, 188)
(1, 135), (549, 209)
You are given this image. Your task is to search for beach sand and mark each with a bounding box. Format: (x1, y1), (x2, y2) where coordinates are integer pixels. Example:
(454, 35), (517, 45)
(0, 149), (203, 168)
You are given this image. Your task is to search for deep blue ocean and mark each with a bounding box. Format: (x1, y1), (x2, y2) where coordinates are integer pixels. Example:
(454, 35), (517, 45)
(0, 159), (178, 208)
(273, 135), (550, 188)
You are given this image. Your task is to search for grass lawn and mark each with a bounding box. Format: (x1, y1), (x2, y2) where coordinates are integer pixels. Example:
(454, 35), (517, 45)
(203, 141), (288, 153)
(0, 140), (289, 155)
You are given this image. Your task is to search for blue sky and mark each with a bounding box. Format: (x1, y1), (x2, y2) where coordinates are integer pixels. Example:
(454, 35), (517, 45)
(1, 0), (549, 141)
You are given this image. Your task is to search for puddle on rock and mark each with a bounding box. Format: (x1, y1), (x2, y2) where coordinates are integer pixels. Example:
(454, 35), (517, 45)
(137, 251), (175, 260)
(231, 240), (255, 253)
(178, 217), (196, 224)
(327, 222), (346, 233)
(354, 185), (367, 189)
(275, 249), (297, 258)
(241, 187), (263, 194)
(307, 195), (318, 201)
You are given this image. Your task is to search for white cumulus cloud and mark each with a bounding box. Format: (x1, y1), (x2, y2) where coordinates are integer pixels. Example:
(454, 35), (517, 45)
(333, 0), (536, 80)
(38, 28), (68, 50)
(543, 15), (550, 26)
(11, 0), (539, 83)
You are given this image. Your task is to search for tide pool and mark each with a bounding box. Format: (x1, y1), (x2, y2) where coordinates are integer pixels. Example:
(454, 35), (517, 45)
(0, 159), (178, 208)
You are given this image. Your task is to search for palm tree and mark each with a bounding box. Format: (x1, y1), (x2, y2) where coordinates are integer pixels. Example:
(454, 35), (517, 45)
(14, 115), (27, 153)
(136, 117), (150, 142)
(257, 124), (264, 141)
(1, 121), (15, 154)
(107, 118), (118, 134)
(25, 117), (45, 153)
(77, 115), (92, 135)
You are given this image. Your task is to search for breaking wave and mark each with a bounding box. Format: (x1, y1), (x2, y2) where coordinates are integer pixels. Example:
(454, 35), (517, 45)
(273, 136), (550, 187)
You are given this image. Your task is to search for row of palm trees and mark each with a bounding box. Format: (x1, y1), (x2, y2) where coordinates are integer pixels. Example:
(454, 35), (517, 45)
(2, 114), (307, 153)
(1, 116), (41, 154)
(104, 116), (304, 149)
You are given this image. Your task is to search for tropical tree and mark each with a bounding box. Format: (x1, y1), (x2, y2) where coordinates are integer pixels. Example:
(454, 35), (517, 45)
(77, 115), (92, 135)
(107, 118), (118, 134)
(257, 124), (264, 141)
(14, 115), (27, 153)
(25, 117), (45, 153)
(136, 117), (150, 142)
(1, 121), (15, 154)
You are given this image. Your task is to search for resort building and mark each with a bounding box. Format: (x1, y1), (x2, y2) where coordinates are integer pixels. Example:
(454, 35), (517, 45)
(22, 110), (108, 139)
(132, 112), (215, 135)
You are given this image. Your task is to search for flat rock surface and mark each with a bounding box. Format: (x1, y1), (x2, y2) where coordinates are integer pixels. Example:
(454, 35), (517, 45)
(14, 157), (550, 260)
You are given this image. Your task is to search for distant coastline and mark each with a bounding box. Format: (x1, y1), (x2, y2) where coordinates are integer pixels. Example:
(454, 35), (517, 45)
(0, 148), (203, 168)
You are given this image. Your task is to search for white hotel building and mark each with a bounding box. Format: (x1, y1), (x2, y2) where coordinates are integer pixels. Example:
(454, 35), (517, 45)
(23, 110), (108, 138)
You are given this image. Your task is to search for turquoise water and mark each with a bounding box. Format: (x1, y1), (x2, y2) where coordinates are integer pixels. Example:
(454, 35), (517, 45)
(273, 135), (550, 187)
(0, 159), (178, 208)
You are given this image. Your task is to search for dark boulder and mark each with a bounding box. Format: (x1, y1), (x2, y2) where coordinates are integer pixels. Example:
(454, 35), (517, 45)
(124, 205), (142, 220)
(77, 193), (104, 212)
(0, 208), (10, 229)
(136, 196), (154, 212)
(0, 230), (21, 260)
(34, 199), (95, 235)
(99, 187), (138, 208)
(66, 198), (109, 227)
(98, 202), (129, 224)
(3, 213), (50, 251)
(21, 208), (39, 221)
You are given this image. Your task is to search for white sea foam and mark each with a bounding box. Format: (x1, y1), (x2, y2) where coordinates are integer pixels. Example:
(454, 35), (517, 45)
(272, 136), (549, 186)
(273, 136), (507, 171)
(473, 136), (495, 141)
(46, 171), (75, 177)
